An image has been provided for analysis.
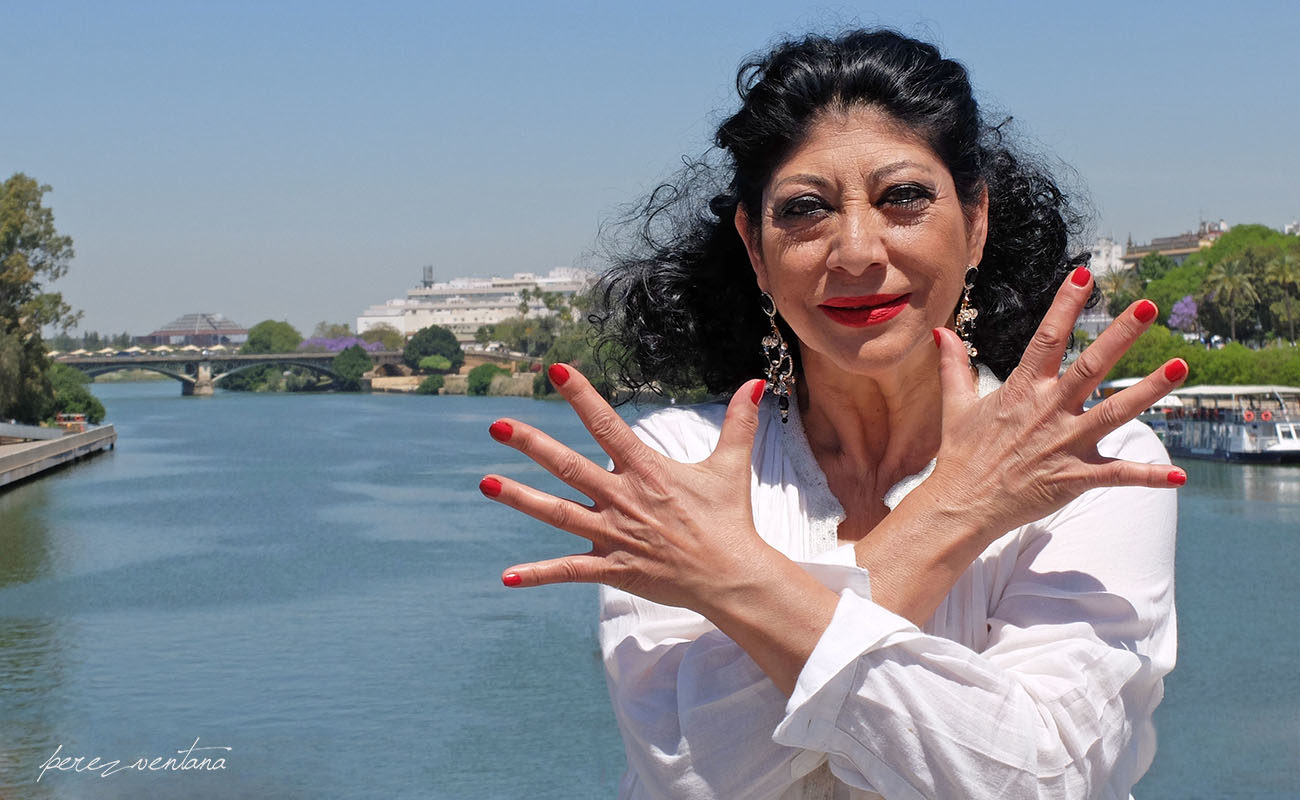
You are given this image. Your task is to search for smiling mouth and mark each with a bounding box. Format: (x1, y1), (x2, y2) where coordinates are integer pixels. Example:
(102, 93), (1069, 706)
(818, 294), (911, 327)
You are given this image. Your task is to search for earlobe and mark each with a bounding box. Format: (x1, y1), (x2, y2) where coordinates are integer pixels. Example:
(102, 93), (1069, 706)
(734, 205), (768, 289)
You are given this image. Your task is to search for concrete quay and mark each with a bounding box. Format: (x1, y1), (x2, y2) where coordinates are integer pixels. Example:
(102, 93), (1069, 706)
(0, 425), (117, 489)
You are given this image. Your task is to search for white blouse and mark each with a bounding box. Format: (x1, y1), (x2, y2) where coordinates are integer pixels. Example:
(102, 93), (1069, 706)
(599, 371), (1177, 800)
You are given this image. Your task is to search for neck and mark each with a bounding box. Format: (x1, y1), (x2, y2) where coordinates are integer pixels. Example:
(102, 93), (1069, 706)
(795, 342), (946, 497)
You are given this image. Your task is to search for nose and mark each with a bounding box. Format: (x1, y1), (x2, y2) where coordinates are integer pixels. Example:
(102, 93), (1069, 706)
(825, 204), (887, 276)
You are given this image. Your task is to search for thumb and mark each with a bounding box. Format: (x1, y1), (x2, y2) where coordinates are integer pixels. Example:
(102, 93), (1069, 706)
(933, 328), (978, 422)
(711, 378), (765, 470)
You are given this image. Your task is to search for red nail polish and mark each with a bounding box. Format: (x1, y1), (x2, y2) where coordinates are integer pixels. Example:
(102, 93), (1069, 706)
(1070, 266), (1091, 287)
(1134, 299), (1157, 323)
(1167, 469), (1186, 487)
(1163, 359), (1188, 382)
(489, 420), (513, 442)
(548, 364), (570, 386)
(502, 572), (522, 587)
(750, 380), (765, 405)
(932, 328), (943, 348)
(479, 476), (502, 497)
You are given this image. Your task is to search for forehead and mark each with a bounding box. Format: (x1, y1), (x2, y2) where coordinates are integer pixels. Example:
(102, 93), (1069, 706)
(767, 106), (947, 187)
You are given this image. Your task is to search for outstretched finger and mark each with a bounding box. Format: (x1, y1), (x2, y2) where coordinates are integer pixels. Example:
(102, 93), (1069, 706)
(478, 473), (605, 541)
(1018, 266), (1094, 380)
(1057, 298), (1160, 410)
(501, 552), (607, 588)
(710, 378), (765, 471)
(546, 363), (651, 473)
(1087, 456), (1187, 490)
(1078, 357), (1189, 440)
(487, 417), (609, 503)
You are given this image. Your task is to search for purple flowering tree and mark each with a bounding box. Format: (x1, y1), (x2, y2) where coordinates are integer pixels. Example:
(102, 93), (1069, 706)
(1168, 295), (1199, 333)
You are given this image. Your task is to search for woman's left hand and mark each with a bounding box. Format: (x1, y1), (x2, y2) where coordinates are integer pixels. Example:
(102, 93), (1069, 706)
(480, 365), (775, 613)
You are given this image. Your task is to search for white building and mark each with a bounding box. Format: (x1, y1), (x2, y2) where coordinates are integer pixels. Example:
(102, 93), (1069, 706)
(357, 266), (592, 342)
(1088, 236), (1127, 274)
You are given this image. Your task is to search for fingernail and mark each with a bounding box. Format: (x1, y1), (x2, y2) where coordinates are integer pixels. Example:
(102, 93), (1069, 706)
(1163, 359), (1188, 382)
(548, 364), (570, 386)
(932, 328), (943, 348)
(479, 476), (502, 497)
(750, 380), (766, 405)
(1134, 299), (1157, 323)
(502, 572), (522, 587)
(1070, 266), (1091, 287)
(1167, 468), (1187, 487)
(489, 420), (513, 442)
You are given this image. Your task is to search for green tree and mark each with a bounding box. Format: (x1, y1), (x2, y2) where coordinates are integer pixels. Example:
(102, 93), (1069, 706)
(1144, 262), (1208, 325)
(1135, 252), (1176, 284)
(45, 362), (105, 423)
(418, 354), (452, 373)
(1203, 257), (1260, 341)
(467, 363), (509, 395)
(1107, 325), (1189, 381)
(241, 320), (303, 354)
(1, 174), (83, 422)
(358, 323), (404, 351)
(474, 325), (492, 345)
(403, 325), (464, 372)
(313, 321), (352, 339)
(415, 374), (445, 394)
(1264, 251), (1300, 343)
(1096, 268), (1142, 318)
(331, 344), (372, 391)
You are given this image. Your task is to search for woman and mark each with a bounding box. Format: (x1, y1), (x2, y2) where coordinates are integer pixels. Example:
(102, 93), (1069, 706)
(479, 30), (1180, 799)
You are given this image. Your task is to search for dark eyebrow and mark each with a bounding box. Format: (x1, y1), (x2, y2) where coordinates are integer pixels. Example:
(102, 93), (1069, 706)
(772, 173), (833, 193)
(870, 160), (930, 182)
(771, 160), (934, 195)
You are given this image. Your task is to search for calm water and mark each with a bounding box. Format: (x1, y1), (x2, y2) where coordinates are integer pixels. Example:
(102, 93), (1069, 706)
(0, 381), (1296, 799)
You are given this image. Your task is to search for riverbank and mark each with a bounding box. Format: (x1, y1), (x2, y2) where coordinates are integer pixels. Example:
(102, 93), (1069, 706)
(0, 425), (117, 489)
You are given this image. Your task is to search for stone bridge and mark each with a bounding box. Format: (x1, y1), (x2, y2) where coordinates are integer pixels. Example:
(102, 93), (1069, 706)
(58, 351), (406, 395)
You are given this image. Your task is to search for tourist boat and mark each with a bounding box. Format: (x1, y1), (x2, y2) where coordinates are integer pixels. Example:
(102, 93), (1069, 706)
(1157, 385), (1300, 463)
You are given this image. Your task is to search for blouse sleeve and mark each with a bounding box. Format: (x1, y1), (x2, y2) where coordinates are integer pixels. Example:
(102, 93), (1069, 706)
(772, 419), (1177, 799)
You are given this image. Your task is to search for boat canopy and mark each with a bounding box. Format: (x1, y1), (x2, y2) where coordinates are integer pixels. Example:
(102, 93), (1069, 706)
(1170, 385), (1300, 397)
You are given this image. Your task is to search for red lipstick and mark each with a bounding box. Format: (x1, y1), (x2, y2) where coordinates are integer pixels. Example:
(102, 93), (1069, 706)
(819, 294), (910, 327)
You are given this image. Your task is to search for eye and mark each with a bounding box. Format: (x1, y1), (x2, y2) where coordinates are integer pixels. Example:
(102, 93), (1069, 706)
(880, 183), (934, 211)
(776, 194), (829, 219)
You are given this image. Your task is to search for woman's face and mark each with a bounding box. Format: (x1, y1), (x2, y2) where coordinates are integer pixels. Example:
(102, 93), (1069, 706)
(737, 107), (987, 379)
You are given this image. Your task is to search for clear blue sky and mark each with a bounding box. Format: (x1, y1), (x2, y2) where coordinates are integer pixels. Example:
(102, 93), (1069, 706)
(8, 0), (1297, 335)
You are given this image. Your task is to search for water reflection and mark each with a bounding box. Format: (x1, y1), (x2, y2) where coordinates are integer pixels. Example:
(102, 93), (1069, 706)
(0, 484), (66, 800)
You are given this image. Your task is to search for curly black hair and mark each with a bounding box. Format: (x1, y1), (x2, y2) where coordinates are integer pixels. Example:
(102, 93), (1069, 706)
(593, 29), (1094, 396)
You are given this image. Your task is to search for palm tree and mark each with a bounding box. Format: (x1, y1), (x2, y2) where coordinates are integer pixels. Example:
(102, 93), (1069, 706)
(1204, 257), (1260, 341)
(1265, 251), (1300, 343)
(1096, 268), (1143, 318)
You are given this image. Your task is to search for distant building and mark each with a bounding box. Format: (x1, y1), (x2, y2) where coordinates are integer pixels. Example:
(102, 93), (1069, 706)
(137, 313), (249, 347)
(1285, 219), (1299, 236)
(356, 266), (593, 342)
(1088, 236), (1127, 274)
(1122, 219), (1230, 268)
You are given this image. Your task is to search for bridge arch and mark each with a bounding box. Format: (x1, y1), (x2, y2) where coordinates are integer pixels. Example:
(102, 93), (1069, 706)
(78, 363), (195, 385)
(213, 360), (342, 384)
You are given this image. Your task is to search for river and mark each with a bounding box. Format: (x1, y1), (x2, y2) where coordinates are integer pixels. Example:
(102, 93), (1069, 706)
(0, 381), (1296, 798)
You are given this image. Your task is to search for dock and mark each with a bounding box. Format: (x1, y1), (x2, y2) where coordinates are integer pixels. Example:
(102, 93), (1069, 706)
(0, 425), (117, 489)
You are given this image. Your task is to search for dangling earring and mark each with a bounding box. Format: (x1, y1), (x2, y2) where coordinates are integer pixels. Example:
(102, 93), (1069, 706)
(954, 265), (979, 361)
(760, 292), (795, 423)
